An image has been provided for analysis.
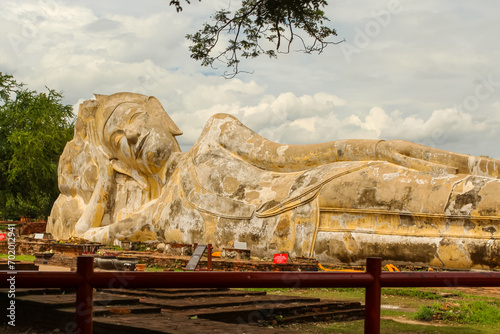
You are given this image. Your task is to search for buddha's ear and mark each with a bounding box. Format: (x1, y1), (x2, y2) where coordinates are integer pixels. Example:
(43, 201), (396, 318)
(168, 117), (183, 136)
(147, 96), (183, 136)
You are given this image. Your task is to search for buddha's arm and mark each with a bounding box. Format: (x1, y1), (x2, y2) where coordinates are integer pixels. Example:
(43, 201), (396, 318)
(207, 114), (500, 177)
(208, 114), (380, 172)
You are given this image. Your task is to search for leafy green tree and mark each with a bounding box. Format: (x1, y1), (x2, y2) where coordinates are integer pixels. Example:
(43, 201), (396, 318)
(171, 0), (342, 78)
(0, 73), (74, 220)
(0, 73), (21, 103)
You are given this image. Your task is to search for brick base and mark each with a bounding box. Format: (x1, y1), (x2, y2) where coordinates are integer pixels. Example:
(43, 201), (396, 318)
(2, 239), (319, 272)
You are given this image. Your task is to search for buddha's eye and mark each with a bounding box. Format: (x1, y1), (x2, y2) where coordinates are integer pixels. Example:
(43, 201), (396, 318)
(129, 110), (145, 124)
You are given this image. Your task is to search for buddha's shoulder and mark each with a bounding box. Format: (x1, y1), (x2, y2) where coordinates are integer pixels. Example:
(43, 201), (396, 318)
(191, 113), (252, 155)
(199, 113), (248, 138)
(205, 113), (242, 125)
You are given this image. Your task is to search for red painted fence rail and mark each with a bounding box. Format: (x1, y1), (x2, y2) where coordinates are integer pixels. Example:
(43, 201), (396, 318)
(1, 257), (500, 334)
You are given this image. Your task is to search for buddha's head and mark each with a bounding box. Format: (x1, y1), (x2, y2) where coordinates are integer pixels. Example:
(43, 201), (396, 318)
(93, 92), (182, 178)
(50, 93), (183, 239)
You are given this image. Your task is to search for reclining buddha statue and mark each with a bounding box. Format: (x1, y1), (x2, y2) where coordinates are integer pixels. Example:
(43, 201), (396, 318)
(47, 92), (500, 269)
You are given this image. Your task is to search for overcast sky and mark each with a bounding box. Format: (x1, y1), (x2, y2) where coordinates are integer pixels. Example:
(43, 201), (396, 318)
(1, 0), (500, 158)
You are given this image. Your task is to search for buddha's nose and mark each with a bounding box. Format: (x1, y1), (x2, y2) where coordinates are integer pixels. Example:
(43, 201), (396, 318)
(125, 128), (140, 146)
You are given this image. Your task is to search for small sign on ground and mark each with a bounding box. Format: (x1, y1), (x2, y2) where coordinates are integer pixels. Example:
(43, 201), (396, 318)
(185, 245), (207, 271)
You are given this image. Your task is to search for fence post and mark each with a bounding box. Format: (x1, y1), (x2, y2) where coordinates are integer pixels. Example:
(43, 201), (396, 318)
(364, 257), (382, 334)
(207, 243), (212, 271)
(76, 256), (94, 334)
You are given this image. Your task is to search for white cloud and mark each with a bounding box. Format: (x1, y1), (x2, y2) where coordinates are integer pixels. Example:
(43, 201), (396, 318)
(0, 0), (499, 160)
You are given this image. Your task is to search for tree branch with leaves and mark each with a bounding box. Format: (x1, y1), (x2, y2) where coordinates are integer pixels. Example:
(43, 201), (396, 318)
(172, 0), (343, 78)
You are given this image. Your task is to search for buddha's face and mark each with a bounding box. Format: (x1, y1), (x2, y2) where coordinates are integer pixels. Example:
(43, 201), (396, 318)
(103, 98), (181, 176)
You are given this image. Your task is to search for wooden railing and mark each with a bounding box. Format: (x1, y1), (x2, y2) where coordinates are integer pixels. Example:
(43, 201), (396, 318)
(1, 257), (499, 334)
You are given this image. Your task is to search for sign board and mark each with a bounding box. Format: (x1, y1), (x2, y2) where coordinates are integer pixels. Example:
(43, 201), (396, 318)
(273, 253), (288, 264)
(0, 233), (5, 241)
(34, 233), (45, 239)
(184, 245), (207, 271)
(234, 241), (247, 250)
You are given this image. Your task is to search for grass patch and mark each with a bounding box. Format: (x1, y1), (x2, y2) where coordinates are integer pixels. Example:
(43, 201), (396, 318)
(414, 300), (500, 325)
(382, 288), (445, 300)
(0, 254), (35, 262)
(0, 224), (13, 230)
